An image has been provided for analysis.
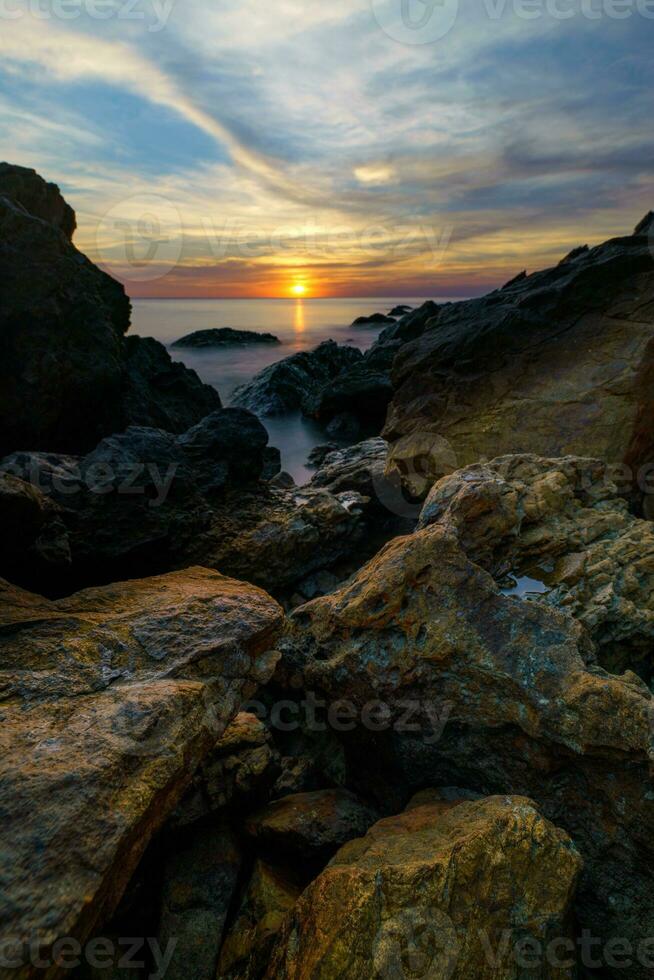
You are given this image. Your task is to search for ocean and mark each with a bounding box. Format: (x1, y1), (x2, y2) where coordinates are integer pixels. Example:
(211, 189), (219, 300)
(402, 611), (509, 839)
(131, 297), (429, 483)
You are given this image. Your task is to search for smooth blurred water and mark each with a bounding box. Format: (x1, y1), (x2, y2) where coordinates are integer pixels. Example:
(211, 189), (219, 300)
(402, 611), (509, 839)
(131, 297), (427, 482)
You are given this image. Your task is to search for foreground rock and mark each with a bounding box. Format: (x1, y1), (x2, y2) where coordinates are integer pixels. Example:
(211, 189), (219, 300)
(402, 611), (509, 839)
(420, 453), (654, 680)
(302, 362), (393, 435)
(0, 470), (71, 589)
(280, 520), (654, 973)
(380, 219), (654, 501)
(266, 795), (581, 979)
(0, 567), (283, 976)
(232, 341), (362, 416)
(309, 438), (387, 499)
(172, 328), (280, 349)
(0, 165), (220, 456)
(1, 413), (369, 596)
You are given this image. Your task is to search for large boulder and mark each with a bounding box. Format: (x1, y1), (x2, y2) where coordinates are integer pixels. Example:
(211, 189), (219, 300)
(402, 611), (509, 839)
(302, 362), (393, 435)
(0, 567), (283, 977)
(279, 520), (654, 975)
(0, 166), (220, 456)
(266, 795), (582, 979)
(0, 416), (369, 597)
(232, 341), (362, 416)
(419, 453), (654, 680)
(381, 221), (654, 501)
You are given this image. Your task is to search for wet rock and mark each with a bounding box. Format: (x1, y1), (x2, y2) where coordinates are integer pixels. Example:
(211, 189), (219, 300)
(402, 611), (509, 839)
(280, 520), (654, 971)
(419, 453), (654, 679)
(171, 328), (280, 348)
(232, 341), (362, 416)
(217, 860), (302, 980)
(266, 795), (582, 979)
(158, 822), (241, 980)
(245, 789), (380, 864)
(0, 567), (283, 976)
(305, 443), (338, 469)
(383, 221), (654, 502)
(0, 167), (220, 457)
(309, 438), (387, 499)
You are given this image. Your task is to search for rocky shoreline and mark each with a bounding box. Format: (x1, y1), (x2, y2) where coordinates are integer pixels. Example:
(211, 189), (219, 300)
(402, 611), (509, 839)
(3, 165), (654, 979)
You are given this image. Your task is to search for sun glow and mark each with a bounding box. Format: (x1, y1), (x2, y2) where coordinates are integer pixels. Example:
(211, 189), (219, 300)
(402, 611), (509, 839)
(291, 282), (307, 296)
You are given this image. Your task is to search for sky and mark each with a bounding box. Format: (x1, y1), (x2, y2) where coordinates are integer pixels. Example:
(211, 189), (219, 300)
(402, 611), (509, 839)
(0, 0), (651, 298)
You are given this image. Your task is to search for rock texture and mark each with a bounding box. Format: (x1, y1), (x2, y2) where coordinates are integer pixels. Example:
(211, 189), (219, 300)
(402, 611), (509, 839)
(172, 328), (280, 349)
(232, 341), (362, 416)
(419, 453), (654, 680)
(0, 165), (220, 456)
(266, 795), (582, 979)
(158, 822), (242, 980)
(380, 221), (654, 501)
(302, 362), (393, 434)
(1, 416), (369, 597)
(280, 520), (654, 974)
(245, 789), (380, 863)
(309, 438), (387, 500)
(0, 567), (283, 977)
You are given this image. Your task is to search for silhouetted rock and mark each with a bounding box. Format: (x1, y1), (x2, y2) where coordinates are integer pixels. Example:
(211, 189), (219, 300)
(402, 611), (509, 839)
(0, 166), (220, 456)
(303, 362), (393, 433)
(351, 312), (395, 326)
(388, 304), (412, 316)
(171, 327), (280, 348)
(232, 341), (362, 416)
(0, 162), (76, 238)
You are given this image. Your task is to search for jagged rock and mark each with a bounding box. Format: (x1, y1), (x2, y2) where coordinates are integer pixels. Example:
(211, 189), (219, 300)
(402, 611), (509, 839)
(0, 567), (283, 976)
(0, 470), (70, 589)
(171, 328), (280, 348)
(0, 162), (76, 238)
(351, 312), (395, 326)
(158, 822), (242, 980)
(302, 362), (393, 433)
(217, 860), (302, 980)
(245, 789), (380, 864)
(309, 438), (387, 500)
(279, 521), (654, 974)
(121, 335), (221, 434)
(382, 221), (654, 503)
(232, 341), (362, 416)
(0, 167), (220, 457)
(266, 795), (582, 979)
(419, 453), (654, 680)
(306, 443), (338, 469)
(1, 426), (369, 597)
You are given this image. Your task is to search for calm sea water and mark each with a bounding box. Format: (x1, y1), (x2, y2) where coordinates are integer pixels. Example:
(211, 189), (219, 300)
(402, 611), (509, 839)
(131, 297), (429, 482)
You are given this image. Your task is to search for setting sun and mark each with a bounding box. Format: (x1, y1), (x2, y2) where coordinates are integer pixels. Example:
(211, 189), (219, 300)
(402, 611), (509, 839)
(291, 282), (307, 296)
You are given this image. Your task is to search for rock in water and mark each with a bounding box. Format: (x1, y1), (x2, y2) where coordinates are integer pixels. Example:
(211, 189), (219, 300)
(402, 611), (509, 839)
(0, 165), (220, 456)
(171, 328), (280, 348)
(0, 567), (283, 975)
(381, 221), (654, 499)
(232, 340), (362, 416)
(350, 312), (395, 326)
(280, 521), (654, 971)
(266, 795), (581, 980)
